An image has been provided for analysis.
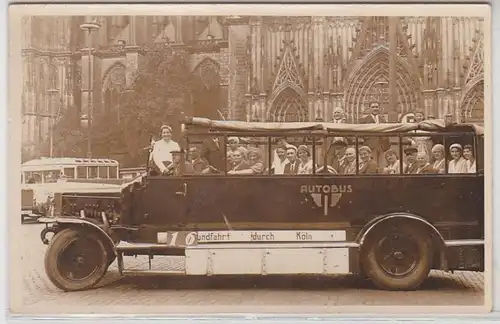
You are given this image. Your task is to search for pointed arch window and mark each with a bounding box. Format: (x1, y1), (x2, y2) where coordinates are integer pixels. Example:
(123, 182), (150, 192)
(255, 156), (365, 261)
(102, 64), (126, 123)
(103, 88), (123, 121)
(271, 87), (308, 122)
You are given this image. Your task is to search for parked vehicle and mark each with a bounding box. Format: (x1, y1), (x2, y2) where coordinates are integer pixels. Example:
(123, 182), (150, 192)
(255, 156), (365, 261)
(38, 117), (485, 292)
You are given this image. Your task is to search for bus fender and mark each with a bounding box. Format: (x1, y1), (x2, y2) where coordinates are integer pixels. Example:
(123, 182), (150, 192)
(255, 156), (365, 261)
(38, 217), (117, 256)
(356, 213), (447, 270)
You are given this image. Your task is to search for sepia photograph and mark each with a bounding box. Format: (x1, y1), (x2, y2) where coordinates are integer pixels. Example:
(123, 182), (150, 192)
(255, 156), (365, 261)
(8, 3), (492, 316)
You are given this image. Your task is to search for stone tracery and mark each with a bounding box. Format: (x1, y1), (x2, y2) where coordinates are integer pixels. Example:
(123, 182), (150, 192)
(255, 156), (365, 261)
(344, 45), (421, 122)
(269, 87), (308, 122)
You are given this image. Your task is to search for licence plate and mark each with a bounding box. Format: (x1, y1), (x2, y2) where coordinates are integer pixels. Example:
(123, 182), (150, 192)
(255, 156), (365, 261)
(157, 231), (198, 247)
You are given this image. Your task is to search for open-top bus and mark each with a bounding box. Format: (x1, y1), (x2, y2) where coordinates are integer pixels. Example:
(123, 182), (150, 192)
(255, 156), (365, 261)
(37, 117), (484, 292)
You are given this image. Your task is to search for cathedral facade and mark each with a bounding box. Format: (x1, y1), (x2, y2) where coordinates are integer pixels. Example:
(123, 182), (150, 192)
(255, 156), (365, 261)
(21, 16), (485, 154)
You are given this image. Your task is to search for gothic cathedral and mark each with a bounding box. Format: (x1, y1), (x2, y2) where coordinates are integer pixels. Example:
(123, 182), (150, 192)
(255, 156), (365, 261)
(21, 16), (485, 154)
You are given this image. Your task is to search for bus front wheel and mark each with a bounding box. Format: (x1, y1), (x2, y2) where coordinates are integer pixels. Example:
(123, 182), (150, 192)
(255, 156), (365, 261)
(44, 228), (109, 292)
(361, 221), (433, 291)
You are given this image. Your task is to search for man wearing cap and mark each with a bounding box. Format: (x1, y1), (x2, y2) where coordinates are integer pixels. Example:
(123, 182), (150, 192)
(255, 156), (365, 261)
(151, 125), (181, 175)
(201, 135), (226, 172)
(326, 138), (348, 174)
(165, 150), (195, 176)
(403, 146), (419, 174)
(188, 146), (210, 174)
(283, 145), (300, 175)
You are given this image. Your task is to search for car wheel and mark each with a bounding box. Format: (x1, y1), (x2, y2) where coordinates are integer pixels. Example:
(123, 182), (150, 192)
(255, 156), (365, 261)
(361, 221), (433, 291)
(44, 228), (109, 291)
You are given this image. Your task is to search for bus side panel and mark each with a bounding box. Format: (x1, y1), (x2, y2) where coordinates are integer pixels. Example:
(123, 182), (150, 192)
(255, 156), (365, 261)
(127, 175), (483, 249)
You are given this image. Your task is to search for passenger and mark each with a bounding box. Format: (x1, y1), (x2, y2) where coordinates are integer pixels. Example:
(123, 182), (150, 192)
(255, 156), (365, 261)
(270, 146), (288, 175)
(444, 113), (456, 127)
(382, 149), (402, 174)
(414, 152), (435, 174)
(151, 125), (181, 176)
(227, 137), (248, 159)
(448, 143), (468, 174)
(188, 146), (210, 174)
(297, 145), (314, 175)
(326, 138), (348, 173)
(229, 147), (265, 175)
(414, 110), (425, 123)
(412, 110), (432, 157)
(403, 146), (418, 174)
(227, 151), (250, 174)
(358, 146), (378, 174)
(343, 147), (357, 175)
(360, 100), (391, 168)
(283, 145), (300, 175)
(201, 136), (226, 172)
(331, 107), (346, 124)
(431, 144), (445, 174)
(165, 150), (195, 176)
(463, 144), (477, 173)
(272, 137), (289, 167)
(227, 150), (235, 170)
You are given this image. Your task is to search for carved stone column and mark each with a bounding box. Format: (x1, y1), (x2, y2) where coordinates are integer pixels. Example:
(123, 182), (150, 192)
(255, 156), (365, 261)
(124, 45), (140, 89)
(226, 15), (250, 121)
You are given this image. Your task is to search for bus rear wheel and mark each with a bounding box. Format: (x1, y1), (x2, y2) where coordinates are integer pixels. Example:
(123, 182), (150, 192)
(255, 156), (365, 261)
(361, 222), (433, 291)
(44, 228), (109, 292)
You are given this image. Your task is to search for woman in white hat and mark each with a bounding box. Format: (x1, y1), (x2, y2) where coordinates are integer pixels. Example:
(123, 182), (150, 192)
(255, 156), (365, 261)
(448, 143), (468, 174)
(297, 145), (314, 175)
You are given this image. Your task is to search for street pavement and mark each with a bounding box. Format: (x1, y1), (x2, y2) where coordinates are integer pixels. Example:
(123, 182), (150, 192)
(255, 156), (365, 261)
(11, 223), (485, 315)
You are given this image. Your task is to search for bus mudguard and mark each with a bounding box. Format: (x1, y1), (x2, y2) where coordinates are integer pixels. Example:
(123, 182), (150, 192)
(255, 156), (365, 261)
(38, 217), (117, 256)
(357, 212), (446, 249)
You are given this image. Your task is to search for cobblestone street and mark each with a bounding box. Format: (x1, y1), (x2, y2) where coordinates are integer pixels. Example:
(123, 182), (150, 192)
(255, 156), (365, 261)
(11, 223), (485, 315)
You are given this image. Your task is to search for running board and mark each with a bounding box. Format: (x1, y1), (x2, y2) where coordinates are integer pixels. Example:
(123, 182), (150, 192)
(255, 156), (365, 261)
(122, 269), (185, 276)
(444, 239), (484, 247)
(116, 242), (178, 250)
(116, 241), (360, 251)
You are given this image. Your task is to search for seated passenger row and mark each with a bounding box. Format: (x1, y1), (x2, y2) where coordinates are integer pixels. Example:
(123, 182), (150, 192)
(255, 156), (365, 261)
(150, 125), (477, 176)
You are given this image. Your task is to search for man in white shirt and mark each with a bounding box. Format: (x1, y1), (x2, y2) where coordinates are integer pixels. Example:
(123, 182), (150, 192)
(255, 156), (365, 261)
(151, 125), (181, 175)
(271, 146), (288, 175)
(360, 101), (390, 167)
(283, 145), (300, 175)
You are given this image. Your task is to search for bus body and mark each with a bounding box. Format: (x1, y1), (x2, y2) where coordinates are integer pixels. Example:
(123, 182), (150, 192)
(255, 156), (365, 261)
(21, 157), (123, 218)
(38, 118), (485, 292)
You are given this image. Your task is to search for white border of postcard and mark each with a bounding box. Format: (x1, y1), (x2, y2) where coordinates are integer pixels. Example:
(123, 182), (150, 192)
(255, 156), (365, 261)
(7, 3), (492, 316)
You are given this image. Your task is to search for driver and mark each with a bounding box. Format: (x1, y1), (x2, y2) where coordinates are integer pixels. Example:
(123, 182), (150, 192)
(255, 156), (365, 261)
(165, 150), (195, 176)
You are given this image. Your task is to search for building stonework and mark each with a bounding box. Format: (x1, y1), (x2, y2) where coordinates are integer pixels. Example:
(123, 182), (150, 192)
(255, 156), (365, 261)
(21, 16), (485, 154)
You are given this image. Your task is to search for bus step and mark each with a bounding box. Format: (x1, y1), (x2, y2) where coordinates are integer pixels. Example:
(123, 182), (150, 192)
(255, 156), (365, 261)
(117, 254), (186, 275)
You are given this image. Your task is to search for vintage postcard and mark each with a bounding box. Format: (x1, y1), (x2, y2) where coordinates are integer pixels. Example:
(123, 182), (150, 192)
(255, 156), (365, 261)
(8, 3), (492, 316)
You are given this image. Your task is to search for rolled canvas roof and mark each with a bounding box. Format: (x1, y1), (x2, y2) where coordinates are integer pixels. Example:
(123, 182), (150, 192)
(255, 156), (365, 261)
(183, 117), (484, 135)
